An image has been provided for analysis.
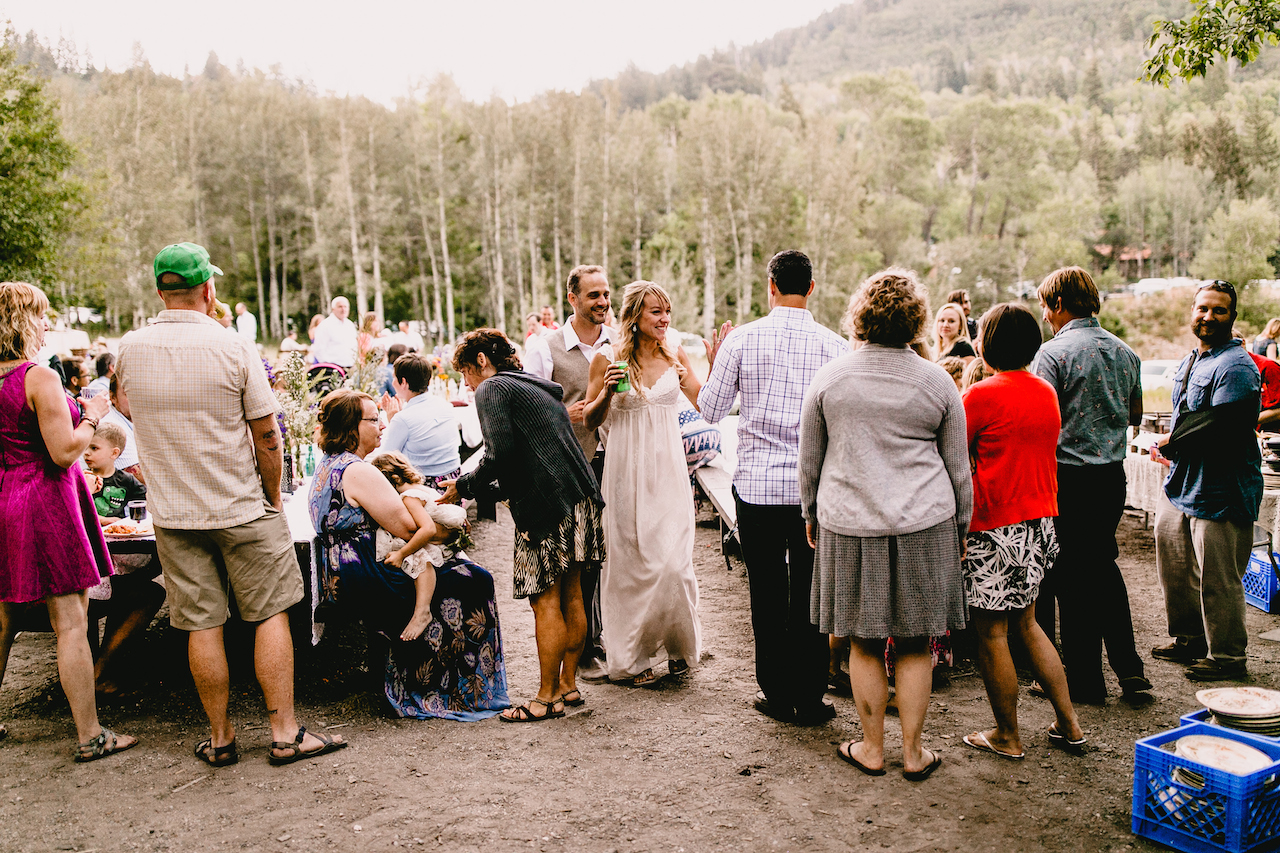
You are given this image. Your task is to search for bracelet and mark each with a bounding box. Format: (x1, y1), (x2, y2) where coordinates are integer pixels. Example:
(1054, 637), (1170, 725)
(82, 416), (100, 430)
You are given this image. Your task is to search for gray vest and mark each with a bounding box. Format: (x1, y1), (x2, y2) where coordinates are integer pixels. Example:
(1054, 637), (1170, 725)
(546, 326), (599, 460)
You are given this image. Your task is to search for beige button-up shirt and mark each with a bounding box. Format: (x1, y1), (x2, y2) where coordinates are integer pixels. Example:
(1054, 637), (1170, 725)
(117, 310), (279, 530)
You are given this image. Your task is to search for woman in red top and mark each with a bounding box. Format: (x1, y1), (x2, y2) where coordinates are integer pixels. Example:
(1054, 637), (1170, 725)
(960, 304), (1084, 761)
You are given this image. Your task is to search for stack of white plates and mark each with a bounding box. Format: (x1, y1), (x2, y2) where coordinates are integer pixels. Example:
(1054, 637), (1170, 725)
(1162, 734), (1274, 823)
(1263, 469), (1280, 490)
(1197, 688), (1280, 738)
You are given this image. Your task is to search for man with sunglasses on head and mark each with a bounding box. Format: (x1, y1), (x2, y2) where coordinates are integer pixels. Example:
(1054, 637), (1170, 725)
(1150, 280), (1261, 682)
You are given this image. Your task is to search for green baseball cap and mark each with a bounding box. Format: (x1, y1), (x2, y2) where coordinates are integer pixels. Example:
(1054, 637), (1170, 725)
(153, 242), (223, 289)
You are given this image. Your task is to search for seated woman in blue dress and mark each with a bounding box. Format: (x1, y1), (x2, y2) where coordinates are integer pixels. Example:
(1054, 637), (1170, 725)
(309, 388), (508, 720)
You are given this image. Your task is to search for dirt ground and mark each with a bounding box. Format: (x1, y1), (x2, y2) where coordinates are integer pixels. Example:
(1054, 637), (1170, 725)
(2, 503), (1279, 853)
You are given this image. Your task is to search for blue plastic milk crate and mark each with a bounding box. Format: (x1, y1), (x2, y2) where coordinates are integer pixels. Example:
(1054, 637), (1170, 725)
(1245, 553), (1280, 614)
(1132, 722), (1280, 853)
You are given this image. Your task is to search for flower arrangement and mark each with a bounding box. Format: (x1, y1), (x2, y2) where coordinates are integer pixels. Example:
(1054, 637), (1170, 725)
(274, 353), (322, 469)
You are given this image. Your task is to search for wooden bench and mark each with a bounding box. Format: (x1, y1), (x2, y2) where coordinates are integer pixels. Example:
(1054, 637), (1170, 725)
(694, 465), (737, 569)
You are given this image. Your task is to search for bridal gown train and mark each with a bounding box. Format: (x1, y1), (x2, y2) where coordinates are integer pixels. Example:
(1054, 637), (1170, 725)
(599, 353), (702, 680)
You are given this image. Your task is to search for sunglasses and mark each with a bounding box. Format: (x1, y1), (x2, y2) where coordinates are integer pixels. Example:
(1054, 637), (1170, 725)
(1198, 279), (1236, 296)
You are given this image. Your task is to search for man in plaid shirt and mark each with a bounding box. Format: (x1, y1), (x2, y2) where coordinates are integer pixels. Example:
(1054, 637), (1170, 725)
(699, 250), (849, 725)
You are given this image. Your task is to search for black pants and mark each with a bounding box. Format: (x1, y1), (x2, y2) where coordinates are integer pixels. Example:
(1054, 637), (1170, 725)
(580, 450), (606, 660)
(1044, 461), (1144, 701)
(734, 488), (828, 711)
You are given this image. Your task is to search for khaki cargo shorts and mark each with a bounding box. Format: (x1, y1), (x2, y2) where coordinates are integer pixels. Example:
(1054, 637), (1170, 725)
(155, 504), (304, 631)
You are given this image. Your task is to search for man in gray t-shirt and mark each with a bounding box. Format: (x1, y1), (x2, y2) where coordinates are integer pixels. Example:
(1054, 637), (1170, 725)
(1032, 267), (1148, 705)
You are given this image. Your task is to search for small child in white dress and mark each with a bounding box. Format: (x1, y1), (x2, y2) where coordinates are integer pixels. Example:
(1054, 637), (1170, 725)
(371, 452), (469, 641)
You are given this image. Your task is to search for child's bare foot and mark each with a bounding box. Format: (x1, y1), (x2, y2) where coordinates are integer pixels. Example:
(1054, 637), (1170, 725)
(400, 613), (431, 641)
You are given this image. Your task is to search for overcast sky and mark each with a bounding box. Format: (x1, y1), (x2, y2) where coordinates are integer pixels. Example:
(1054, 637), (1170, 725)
(6, 1), (838, 102)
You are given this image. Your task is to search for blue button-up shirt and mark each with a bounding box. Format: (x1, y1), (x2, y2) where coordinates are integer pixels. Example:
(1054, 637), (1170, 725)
(1165, 341), (1262, 525)
(698, 306), (849, 505)
(381, 393), (463, 478)
(1031, 317), (1141, 466)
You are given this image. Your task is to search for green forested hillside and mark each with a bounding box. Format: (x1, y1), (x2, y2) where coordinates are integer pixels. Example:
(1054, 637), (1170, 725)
(9, 1), (1280, 358)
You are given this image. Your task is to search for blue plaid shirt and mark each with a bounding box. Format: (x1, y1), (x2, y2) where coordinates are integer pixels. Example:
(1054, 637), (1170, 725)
(698, 307), (849, 505)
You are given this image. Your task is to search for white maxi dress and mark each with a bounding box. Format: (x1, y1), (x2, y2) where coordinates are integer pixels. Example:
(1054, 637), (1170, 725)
(599, 351), (702, 680)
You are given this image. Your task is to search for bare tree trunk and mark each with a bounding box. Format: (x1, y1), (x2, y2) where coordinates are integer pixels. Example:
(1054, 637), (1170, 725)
(491, 145), (507, 335)
(410, 162), (444, 347)
(528, 195), (541, 316)
(300, 127), (332, 308)
(187, 97), (204, 244)
(264, 158), (282, 339)
(338, 118), (367, 315)
(295, 208), (308, 324)
(552, 191), (564, 321)
(725, 190), (743, 324)
(511, 205), (525, 322)
(367, 126), (384, 324)
(602, 94), (612, 279)
(247, 182), (267, 329)
(701, 194), (717, 339)
(572, 140), (582, 266)
(434, 110), (456, 342)
(632, 171), (643, 281)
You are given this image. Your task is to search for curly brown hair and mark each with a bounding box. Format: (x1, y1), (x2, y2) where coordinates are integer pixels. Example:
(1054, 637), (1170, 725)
(371, 451), (424, 490)
(843, 268), (929, 346)
(451, 328), (522, 374)
(317, 388), (373, 454)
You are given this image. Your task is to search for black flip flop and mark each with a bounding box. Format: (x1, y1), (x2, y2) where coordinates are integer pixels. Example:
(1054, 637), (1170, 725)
(903, 749), (942, 782)
(836, 741), (886, 776)
(194, 737), (239, 767)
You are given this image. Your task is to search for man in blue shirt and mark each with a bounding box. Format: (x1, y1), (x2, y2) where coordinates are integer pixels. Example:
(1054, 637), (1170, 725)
(380, 352), (462, 488)
(1032, 267), (1148, 705)
(1152, 281), (1262, 682)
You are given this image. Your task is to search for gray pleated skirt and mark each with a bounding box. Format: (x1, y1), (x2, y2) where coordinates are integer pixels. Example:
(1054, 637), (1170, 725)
(811, 518), (967, 639)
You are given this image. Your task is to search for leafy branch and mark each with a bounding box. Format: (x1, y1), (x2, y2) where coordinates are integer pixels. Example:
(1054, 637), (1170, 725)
(1144, 0), (1280, 85)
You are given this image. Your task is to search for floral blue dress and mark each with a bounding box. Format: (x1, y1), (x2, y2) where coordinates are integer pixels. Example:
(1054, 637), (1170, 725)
(309, 451), (508, 720)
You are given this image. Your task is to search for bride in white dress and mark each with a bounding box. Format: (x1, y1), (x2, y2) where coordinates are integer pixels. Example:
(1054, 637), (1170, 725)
(584, 281), (704, 686)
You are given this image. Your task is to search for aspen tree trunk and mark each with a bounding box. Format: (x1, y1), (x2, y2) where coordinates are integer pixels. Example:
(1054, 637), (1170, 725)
(552, 192), (564, 322)
(338, 118), (367, 315)
(187, 99), (204, 244)
(742, 210), (754, 319)
(295, 209), (308, 322)
(701, 194), (717, 339)
(602, 95), (611, 279)
(368, 126), (384, 324)
(572, 140), (582, 266)
(491, 147), (507, 334)
(434, 111), (456, 342)
(247, 182), (267, 328)
(528, 197), (540, 315)
(300, 128), (332, 308)
(264, 159), (282, 339)
(410, 162), (444, 346)
(725, 190), (743, 324)
(511, 206), (525, 322)
(632, 171), (643, 281)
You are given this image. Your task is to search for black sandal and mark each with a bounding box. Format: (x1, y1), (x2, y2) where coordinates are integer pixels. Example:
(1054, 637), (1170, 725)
(561, 689), (585, 707)
(74, 728), (138, 763)
(668, 659), (689, 676)
(268, 725), (347, 766)
(194, 737), (239, 767)
(500, 697), (565, 722)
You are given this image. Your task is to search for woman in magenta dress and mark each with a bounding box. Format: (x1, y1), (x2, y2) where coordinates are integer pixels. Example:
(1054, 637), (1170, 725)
(0, 282), (137, 761)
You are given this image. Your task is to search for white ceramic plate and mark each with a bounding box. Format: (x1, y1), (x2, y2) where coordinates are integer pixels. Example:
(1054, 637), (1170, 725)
(1175, 734), (1273, 776)
(1197, 687), (1280, 719)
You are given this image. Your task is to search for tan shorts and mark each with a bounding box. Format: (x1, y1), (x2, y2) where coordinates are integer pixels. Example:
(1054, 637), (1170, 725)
(155, 505), (304, 631)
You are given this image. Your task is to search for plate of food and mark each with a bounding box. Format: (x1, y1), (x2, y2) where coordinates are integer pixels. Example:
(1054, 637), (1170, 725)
(103, 518), (155, 539)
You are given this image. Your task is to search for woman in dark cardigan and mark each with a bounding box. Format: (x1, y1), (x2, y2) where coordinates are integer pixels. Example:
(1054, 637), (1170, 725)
(439, 329), (605, 722)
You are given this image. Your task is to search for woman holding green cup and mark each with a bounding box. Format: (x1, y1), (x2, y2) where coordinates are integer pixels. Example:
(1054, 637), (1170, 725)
(585, 281), (704, 687)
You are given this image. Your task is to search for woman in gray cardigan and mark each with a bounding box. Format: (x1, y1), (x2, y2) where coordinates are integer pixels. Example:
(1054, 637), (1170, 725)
(800, 268), (972, 782)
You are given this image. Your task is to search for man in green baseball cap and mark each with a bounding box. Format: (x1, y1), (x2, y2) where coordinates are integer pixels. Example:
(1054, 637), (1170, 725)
(153, 242), (223, 289)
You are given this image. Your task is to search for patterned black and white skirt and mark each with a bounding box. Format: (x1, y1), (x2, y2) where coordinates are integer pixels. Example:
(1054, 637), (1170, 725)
(512, 496), (606, 599)
(962, 517), (1058, 612)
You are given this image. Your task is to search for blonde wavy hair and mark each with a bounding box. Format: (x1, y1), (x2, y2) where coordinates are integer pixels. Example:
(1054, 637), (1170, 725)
(615, 280), (684, 398)
(933, 302), (970, 352)
(0, 282), (49, 361)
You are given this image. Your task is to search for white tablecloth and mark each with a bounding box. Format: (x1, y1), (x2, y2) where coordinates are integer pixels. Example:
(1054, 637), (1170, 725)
(1125, 452), (1280, 547)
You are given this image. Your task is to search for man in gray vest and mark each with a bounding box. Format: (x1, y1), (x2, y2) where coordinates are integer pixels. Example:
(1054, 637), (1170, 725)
(524, 264), (614, 675)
